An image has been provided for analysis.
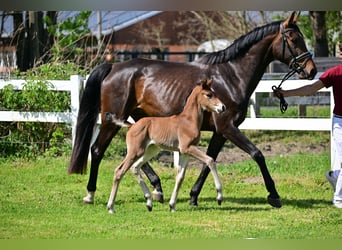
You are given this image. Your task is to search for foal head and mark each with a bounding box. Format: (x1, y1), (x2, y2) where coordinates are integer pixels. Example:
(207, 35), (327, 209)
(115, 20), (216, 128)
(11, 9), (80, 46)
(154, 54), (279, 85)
(197, 79), (226, 114)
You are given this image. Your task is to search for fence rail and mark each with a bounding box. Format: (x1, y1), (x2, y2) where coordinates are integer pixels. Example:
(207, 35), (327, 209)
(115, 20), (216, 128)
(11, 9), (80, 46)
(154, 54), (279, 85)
(0, 75), (333, 161)
(0, 75), (84, 144)
(245, 79), (333, 130)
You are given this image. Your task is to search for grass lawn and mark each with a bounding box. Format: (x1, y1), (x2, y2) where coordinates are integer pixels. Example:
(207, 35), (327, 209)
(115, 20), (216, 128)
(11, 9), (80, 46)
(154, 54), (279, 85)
(1, 149), (341, 239)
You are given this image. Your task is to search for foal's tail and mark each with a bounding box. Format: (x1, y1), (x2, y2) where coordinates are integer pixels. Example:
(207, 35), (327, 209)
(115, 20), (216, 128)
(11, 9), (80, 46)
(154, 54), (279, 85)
(105, 114), (133, 128)
(68, 63), (112, 174)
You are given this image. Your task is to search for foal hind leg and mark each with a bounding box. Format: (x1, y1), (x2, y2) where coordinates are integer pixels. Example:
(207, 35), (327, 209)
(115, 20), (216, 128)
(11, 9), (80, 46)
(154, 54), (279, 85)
(107, 158), (134, 214)
(169, 154), (189, 212)
(84, 123), (120, 204)
(129, 114), (164, 203)
(131, 144), (160, 211)
(131, 162), (153, 211)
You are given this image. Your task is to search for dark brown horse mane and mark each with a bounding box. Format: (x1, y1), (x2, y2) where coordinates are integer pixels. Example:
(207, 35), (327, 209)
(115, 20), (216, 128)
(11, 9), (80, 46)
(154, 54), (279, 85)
(196, 20), (283, 65)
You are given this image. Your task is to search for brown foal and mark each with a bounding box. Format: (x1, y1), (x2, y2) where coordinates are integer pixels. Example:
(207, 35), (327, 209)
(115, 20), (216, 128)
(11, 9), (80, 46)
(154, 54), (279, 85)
(106, 79), (226, 213)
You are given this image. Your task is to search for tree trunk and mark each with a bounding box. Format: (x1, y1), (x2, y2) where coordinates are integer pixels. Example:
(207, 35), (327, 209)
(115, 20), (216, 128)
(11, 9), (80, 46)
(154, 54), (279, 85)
(309, 11), (329, 57)
(28, 11), (41, 68)
(12, 11), (28, 71)
(42, 11), (57, 63)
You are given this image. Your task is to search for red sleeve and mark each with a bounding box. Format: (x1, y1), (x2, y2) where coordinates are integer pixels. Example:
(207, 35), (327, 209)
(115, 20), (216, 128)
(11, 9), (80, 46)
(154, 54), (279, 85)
(319, 65), (342, 88)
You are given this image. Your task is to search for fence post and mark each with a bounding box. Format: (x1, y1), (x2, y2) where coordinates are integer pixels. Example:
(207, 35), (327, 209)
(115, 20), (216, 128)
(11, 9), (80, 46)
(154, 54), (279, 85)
(70, 75), (84, 146)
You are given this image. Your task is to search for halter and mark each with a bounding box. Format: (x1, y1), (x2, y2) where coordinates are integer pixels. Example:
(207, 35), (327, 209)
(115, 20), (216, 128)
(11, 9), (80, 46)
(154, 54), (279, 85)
(272, 23), (313, 113)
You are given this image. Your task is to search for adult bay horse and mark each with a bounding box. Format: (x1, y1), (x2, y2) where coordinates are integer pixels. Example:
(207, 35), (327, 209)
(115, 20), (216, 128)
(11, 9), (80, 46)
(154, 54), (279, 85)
(68, 12), (317, 208)
(107, 79), (226, 213)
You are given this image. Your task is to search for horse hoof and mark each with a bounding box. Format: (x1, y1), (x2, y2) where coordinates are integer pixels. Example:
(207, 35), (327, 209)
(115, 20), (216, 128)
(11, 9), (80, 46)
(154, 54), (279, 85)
(146, 205), (152, 212)
(267, 195), (282, 208)
(189, 196), (198, 206)
(82, 197), (94, 204)
(108, 208), (115, 214)
(217, 199), (222, 206)
(82, 192), (95, 204)
(152, 190), (164, 203)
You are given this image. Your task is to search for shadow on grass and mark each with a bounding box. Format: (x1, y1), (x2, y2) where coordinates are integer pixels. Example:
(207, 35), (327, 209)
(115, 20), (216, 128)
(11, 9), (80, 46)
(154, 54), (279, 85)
(99, 195), (331, 212)
(171, 196), (331, 210)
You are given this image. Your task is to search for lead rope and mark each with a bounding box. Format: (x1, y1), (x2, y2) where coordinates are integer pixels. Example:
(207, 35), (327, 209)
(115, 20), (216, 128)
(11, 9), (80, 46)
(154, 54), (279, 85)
(272, 69), (297, 113)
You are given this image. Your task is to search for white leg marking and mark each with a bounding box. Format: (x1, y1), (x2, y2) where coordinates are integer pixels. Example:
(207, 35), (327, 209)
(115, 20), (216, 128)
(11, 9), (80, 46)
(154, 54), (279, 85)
(83, 191), (95, 204)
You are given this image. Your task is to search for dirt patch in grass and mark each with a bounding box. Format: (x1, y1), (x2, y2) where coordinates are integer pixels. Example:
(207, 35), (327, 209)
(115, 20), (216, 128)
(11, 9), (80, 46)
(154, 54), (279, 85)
(157, 133), (329, 168)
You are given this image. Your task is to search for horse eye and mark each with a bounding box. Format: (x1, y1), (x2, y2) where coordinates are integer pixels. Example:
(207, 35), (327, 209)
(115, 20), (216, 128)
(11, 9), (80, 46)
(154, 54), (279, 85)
(291, 36), (298, 44)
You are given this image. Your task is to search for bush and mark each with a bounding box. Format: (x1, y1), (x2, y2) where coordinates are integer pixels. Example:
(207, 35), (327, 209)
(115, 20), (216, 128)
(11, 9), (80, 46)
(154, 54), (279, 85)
(0, 62), (86, 158)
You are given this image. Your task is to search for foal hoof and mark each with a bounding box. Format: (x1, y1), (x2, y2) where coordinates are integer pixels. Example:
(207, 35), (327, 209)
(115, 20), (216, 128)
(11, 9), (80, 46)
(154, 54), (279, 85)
(152, 190), (164, 203)
(169, 204), (176, 212)
(146, 205), (152, 212)
(267, 195), (282, 208)
(217, 199), (222, 206)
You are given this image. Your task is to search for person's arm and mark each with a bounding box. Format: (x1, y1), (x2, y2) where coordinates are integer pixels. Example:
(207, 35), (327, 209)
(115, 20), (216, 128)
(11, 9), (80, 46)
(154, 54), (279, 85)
(276, 79), (325, 97)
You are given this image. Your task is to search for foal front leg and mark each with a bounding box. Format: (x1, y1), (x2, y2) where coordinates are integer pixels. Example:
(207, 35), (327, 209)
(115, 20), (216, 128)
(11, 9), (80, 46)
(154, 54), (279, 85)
(186, 146), (223, 205)
(169, 154), (189, 212)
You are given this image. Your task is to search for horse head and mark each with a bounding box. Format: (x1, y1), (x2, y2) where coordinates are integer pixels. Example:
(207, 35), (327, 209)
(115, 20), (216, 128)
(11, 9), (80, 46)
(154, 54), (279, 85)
(273, 11), (317, 80)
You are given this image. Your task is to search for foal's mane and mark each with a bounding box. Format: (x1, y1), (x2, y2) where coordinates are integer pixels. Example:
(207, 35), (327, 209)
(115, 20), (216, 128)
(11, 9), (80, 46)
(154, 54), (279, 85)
(196, 21), (283, 65)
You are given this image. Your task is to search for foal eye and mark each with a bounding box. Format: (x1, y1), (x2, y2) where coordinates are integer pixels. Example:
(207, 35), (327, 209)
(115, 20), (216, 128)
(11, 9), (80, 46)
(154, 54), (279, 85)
(206, 93), (213, 99)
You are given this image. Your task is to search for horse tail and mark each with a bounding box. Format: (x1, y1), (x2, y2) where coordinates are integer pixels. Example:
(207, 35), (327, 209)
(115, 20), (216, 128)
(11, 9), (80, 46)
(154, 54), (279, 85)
(68, 63), (112, 174)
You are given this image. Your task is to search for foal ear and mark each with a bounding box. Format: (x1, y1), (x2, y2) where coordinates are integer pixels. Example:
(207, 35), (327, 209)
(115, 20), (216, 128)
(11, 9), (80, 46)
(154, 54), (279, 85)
(200, 78), (214, 92)
(206, 78), (213, 88)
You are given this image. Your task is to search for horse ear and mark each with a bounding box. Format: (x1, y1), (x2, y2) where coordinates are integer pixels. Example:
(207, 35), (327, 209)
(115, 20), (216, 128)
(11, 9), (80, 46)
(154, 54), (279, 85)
(284, 11), (297, 27)
(293, 11), (301, 23)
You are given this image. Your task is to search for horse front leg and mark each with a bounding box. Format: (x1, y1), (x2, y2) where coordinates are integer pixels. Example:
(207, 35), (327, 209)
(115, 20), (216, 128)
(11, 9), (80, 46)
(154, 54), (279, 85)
(224, 126), (282, 208)
(84, 123), (120, 204)
(189, 132), (226, 206)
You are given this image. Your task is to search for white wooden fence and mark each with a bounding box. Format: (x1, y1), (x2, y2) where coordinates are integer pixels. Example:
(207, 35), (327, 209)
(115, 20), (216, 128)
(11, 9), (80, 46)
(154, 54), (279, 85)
(0, 75), (333, 161)
(0, 75), (84, 144)
(244, 79), (333, 131)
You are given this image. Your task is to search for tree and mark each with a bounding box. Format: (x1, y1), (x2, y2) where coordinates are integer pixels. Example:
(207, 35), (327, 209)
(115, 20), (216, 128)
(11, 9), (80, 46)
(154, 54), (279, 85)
(11, 11), (58, 71)
(309, 11), (329, 57)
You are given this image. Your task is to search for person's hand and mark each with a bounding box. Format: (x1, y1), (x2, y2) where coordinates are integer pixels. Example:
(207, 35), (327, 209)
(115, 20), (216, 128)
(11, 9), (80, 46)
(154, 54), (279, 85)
(273, 88), (285, 98)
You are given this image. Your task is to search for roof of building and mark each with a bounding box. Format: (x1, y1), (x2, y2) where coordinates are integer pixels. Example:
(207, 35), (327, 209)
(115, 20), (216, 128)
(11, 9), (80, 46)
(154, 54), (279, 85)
(0, 11), (162, 38)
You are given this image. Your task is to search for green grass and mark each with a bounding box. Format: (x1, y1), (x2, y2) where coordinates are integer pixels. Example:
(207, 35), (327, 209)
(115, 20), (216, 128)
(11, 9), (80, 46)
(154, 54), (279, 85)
(1, 146), (341, 239)
(257, 105), (330, 118)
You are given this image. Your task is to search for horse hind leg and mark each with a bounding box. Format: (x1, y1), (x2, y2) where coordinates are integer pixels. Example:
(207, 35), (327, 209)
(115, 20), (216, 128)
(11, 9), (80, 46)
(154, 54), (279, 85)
(84, 123), (120, 204)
